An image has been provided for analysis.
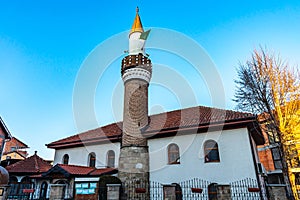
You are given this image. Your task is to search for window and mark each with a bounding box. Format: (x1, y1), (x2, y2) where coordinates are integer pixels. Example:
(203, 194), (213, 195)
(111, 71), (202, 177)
(204, 140), (220, 163)
(107, 150), (115, 168)
(39, 181), (48, 198)
(267, 173), (284, 184)
(168, 143), (180, 164)
(88, 152), (96, 167)
(271, 147), (283, 169)
(62, 154), (69, 165)
(208, 183), (218, 200)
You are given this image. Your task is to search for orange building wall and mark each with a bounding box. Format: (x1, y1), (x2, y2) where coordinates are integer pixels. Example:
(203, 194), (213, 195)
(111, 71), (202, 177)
(258, 148), (275, 172)
(3, 137), (28, 153)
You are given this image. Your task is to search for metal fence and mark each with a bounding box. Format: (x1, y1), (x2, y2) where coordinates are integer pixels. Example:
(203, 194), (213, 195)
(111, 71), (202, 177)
(230, 178), (262, 200)
(7, 183), (73, 200)
(8, 177), (266, 200)
(123, 177), (265, 200)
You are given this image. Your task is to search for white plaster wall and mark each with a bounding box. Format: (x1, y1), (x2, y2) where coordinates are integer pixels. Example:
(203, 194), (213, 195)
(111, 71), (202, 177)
(53, 127), (258, 184)
(148, 128), (257, 184)
(53, 142), (120, 168)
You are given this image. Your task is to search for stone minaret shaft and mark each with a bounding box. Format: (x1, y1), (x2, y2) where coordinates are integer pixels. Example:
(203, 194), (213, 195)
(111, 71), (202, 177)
(118, 7), (152, 200)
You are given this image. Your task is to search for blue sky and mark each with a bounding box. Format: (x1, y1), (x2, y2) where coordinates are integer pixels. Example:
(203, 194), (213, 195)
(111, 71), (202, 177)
(0, 0), (299, 160)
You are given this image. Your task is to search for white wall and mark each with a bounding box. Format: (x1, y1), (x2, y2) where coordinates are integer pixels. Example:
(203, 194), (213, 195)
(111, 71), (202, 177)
(148, 128), (257, 184)
(53, 142), (120, 168)
(53, 127), (258, 184)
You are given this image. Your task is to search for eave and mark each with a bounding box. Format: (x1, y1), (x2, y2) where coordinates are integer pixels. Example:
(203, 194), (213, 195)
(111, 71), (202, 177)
(46, 116), (264, 150)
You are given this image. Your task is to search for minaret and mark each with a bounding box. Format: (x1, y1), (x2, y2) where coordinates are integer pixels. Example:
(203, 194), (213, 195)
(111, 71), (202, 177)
(118, 7), (152, 200)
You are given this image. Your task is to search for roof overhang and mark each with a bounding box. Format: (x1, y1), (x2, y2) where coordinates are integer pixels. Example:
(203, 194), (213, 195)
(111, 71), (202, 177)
(47, 116), (264, 149)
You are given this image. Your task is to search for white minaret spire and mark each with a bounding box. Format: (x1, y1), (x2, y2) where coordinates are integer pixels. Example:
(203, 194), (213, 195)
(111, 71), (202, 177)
(128, 6), (150, 55)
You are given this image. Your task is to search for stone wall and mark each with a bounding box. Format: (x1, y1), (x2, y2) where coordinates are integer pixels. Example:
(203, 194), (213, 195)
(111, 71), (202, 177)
(267, 186), (288, 200)
(118, 146), (149, 200)
(49, 184), (65, 200)
(217, 185), (231, 200)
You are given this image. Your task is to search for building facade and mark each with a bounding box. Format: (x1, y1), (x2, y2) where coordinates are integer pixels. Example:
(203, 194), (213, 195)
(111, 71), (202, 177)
(47, 106), (266, 199)
(1, 137), (29, 167)
(45, 8), (268, 200)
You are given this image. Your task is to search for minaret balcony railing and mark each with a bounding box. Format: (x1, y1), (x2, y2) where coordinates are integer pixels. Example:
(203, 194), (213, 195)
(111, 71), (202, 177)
(121, 53), (152, 75)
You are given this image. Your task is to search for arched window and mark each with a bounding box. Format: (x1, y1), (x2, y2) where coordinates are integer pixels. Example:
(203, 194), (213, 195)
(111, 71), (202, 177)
(168, 143), (180, 164)
(62, 154), (69, 164)
(39, 181), (48, 198)
(208, 183), (218, 200)
(204, 140), (220, 163)
(107, 150), (115, 168)
(88, 152), (96, 167)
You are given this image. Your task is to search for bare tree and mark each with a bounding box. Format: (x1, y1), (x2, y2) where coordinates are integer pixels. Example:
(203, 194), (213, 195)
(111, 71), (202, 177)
(234, 48), (300, 199)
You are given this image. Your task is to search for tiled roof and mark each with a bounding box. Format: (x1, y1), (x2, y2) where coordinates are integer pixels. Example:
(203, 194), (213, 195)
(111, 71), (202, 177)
(10, 137), (29, 149)
(90, 168), (117, 176)
(43, 164), (117, 177)
(47, 106), (261, 149)
(58, 164), (95, 175)
(6, 152), (52, 174)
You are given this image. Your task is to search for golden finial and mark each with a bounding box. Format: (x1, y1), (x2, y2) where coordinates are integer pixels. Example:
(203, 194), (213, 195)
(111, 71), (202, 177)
(130, 6), (144, 34)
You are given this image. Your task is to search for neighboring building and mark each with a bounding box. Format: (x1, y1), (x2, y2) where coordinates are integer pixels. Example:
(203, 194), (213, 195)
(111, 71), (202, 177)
(0, 117), (12, 159)
(257, 118), (284, 184)
(1, 137), (29, 167)
(257, 113), (300, 199)
(43, 164), (117, 200)
(6, 151), (52, 199)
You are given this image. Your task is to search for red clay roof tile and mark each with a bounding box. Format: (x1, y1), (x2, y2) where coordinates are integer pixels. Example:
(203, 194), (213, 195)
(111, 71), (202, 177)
(6, 152), (52, 174)
(89, 168), (117, 176)
(57, 164), (95, 175)
(43, 164), (117, 177)
(47, 106), (257, 149)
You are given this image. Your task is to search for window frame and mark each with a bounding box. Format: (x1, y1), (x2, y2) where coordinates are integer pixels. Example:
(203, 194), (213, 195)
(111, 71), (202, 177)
(204, 140), (220, 163)
(107, 150), (115, 168)
(88, 152), (96, 167)
(62, 154), (69, 165)
(167, 143), (180, 165)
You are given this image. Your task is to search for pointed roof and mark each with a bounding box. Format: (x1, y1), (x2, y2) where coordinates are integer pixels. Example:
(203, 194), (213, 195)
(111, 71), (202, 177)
(130, 7), (144, 34)
(6, 151), (52, 174)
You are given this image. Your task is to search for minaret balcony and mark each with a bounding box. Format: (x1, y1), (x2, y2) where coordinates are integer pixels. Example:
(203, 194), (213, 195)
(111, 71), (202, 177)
(121, 53), (152, 75)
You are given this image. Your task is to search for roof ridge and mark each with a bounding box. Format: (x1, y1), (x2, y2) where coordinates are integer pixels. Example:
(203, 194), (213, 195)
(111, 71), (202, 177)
(34, 153), (40, 172)
(6, 152), (52, 173)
